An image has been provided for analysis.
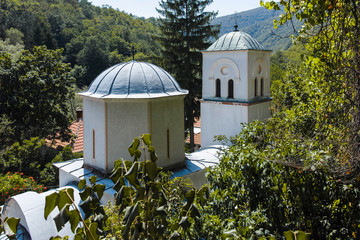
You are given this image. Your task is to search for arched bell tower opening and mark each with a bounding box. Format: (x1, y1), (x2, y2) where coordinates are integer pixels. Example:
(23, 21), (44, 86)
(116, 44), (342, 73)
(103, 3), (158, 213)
(201, 27), (272, 147)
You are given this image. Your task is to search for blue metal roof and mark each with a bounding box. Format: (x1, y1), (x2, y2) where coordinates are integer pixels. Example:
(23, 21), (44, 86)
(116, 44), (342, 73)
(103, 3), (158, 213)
(79, 61), (188, 99)
(205, 30), (266, 51)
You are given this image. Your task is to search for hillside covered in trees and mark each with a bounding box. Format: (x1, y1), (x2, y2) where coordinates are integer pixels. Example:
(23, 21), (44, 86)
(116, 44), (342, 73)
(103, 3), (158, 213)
(212, 6), (302, 51)
(0, 0), (161, 86)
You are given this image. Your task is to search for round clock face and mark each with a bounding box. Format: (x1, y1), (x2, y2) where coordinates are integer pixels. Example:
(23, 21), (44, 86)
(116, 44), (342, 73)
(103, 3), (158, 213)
(220, 66), (229, 75)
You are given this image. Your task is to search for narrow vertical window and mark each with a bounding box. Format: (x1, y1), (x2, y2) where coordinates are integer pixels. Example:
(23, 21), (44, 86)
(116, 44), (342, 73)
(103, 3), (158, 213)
(254, 78), (258, 97)
(92, 129), (95, 159)
(228, 79), (234, 99)
(167, 129), (170, 159)
(215, 79), (221, 97)
(260, 78), (264, 97)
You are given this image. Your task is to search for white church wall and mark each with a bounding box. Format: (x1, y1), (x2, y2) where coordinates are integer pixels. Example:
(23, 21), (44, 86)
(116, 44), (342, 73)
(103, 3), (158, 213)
(106, 99), (149, 171)
(248, 101), (272, 122)
(201, 101), (248, 147)
(202, 51), (248, 100)
(247, 50), (271, 98)
(83, 97), (107, 172)
(59, 168), (80, 187)
(151, 96), (185, 168)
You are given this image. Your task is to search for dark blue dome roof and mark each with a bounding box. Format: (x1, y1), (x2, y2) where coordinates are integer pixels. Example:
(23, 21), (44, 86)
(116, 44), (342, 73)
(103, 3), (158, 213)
(205, 30), (266, 51)
(80, 61), (188, 99)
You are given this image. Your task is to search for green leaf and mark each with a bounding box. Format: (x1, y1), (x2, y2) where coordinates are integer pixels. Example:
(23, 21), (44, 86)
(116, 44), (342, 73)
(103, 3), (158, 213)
(125, 162), (139, 187)
(196, 186), (209, 201)
(128, 137), (140, 156)
(296, 231), (311, 240)
(123, 206), (133, 222)
(4, 217), (20, 237)
(45, 192), (59, 220)
(115, 186), (126, 205)
(58, 188), (74, 210)
(189, 204), (201, 218)
(170, 231), (181, 240)
(89, 175), (97, 185)
(54, 204), (70, 232)
(141, 134), (152, 146)
(284, 231), (295, 240)
(148, 145), (158, 162)
(133, 149), (141, 161)
(79, 196), (94, 219)
(145, 160), (158, 181)
(135, 186), (145, 202)
(179, 216), (190, 230)
(87, 222), (99, 240)
(123, 202), (140, 238)
(113, 177), (125, 192)
(78, 179), (87, 190)
(155, 206), (167, 217)
(94, 184), (106, 200)
(185, 189), (195, 205)
(148, 220), (156, 237)
(79, 187), (92, 201)
(109, 167), (122, 183)
(67, 209), (80, 233)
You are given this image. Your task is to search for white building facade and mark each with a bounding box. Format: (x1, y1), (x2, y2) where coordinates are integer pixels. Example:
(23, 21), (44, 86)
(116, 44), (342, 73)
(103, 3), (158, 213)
(201, 27), (272, 147)
(79, 61), (188, 172)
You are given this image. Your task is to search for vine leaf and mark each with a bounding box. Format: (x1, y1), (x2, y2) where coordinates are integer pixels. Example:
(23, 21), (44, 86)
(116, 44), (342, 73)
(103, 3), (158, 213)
(94, 184), (106, 200)
(148, 145), (158, 162)
(78, 179), (87, 190)
(45, 192), (58, 220)
(125, 162), (139, 187)
(54, 204), (70, 232)
(128, 137), (140, 156)
(58, 188), (74, 210)
(141, 134), (152, 146)
(3, 217), (20, 237)
(145, 160), (158, 181)
(68, 209), (80, 233)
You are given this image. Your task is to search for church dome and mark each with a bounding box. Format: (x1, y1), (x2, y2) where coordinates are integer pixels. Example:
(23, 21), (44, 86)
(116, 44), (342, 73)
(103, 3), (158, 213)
(80, 61), (188, 99)
(205, 29), (265, 51)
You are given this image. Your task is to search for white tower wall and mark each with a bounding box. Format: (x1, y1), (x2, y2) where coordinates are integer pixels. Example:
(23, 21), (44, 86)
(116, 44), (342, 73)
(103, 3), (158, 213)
(201, 31), (272, 148)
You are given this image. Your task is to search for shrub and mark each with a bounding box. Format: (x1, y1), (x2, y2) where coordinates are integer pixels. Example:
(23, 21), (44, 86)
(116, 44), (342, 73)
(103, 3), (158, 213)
(0, 172), (46, 205)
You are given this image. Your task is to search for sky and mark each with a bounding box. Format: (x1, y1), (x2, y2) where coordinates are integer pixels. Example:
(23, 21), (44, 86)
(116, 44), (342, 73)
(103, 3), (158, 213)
(89, 0), (263, 18)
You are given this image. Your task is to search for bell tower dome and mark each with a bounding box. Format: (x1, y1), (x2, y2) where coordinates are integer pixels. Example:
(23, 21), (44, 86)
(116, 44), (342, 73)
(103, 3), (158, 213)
(201, 27), (272, 147)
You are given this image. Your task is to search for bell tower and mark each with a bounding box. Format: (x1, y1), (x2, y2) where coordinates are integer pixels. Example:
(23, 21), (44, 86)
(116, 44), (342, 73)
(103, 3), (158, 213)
(201, 26), (272, 147)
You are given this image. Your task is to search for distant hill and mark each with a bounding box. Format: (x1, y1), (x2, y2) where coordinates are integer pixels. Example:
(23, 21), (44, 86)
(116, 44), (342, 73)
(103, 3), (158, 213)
(212, 6), (303, 51)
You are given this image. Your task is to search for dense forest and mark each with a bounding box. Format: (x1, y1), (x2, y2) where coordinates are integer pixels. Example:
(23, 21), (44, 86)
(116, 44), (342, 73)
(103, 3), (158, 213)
(0, 0), (161, 86)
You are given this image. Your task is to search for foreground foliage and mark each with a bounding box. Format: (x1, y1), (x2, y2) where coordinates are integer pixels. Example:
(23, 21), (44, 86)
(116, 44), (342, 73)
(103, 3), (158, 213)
(207, 122), (360, 239)
(44, 134), (208, 239)
(204, 0), (360, 238)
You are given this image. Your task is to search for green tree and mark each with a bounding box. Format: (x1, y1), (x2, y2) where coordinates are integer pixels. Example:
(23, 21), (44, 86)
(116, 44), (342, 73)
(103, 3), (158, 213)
(156, 0), (219, 150)
(204, 0), (360, 238)
(0, 46), (74, 148)
(262, 0), (360, 179)
(76, 34), (110, 86)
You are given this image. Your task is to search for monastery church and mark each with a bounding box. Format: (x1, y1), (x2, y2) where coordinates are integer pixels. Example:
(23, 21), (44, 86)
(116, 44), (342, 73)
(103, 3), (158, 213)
(0, 27), (271, 239)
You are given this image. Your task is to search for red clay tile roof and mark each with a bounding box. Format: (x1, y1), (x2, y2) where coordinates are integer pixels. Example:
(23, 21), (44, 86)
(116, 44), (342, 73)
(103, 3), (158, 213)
(194, 117), (201, 128)
(185, 118), (201, 145)
(185, 132), (201, 146)
(46, 119), (84, 153)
